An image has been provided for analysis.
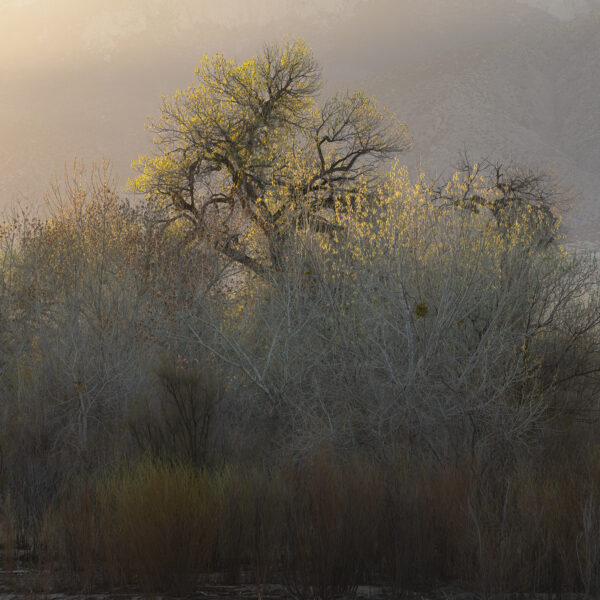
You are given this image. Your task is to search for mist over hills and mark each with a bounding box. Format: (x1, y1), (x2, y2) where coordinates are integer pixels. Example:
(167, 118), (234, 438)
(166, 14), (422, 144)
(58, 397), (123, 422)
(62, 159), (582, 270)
(370, 8), (600, 247)
(520, 0), (600, 19)
(1, 0), (599, 247)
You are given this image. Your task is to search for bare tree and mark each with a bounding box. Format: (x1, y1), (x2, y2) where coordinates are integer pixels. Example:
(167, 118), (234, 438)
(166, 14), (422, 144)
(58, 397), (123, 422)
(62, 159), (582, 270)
(428, 155), (567, 245)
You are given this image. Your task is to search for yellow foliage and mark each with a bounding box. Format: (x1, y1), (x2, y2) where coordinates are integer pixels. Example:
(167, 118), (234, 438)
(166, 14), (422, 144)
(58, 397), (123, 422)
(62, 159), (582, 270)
(130, 39), (410, 274)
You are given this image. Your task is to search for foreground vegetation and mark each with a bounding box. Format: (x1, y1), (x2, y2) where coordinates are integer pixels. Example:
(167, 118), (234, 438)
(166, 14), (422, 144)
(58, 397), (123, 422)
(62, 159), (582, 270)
(1, 40), (600, 597)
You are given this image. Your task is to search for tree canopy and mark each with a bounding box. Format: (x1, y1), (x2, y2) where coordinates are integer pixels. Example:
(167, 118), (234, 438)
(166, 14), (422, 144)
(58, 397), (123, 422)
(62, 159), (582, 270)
(132, 39), (411, 273)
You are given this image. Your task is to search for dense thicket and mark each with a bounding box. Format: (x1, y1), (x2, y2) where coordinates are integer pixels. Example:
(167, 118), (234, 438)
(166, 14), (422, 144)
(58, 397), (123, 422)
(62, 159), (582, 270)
(0, 156), (598, 596)
(0, 41), (599, 598)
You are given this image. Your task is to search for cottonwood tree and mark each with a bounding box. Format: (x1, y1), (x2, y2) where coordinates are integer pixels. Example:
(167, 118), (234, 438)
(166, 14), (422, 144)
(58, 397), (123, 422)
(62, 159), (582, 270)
(429, 156), (564, 244)
(132, 39), (410, 274)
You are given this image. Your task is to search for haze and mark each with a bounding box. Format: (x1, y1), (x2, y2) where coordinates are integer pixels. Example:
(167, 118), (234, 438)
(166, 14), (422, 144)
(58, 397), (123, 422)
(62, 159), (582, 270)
(2, 0), (599, 246)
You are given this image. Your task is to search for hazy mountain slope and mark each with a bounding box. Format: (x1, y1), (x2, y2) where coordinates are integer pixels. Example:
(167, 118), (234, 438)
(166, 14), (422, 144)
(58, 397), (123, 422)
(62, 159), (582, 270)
(364, 11), (600, 247)
(518, 0), (600, 20)
(0, 0), (368, 73)
(1, 0), (554, 80)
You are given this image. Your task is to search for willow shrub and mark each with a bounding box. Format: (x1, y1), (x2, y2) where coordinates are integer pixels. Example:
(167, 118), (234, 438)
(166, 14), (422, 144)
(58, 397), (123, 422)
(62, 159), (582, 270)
(38, 449), (600, 596)
(42, 460), (218, 594)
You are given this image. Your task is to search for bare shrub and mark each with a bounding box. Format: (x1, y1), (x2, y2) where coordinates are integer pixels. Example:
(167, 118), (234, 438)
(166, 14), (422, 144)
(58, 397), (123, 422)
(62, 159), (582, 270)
(41, 480), (100, 592)
(0, 495), (17, 582)
(129, 356), (223, 467)
(378, 456), (474, 592)
(280, 450), (384, 600)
